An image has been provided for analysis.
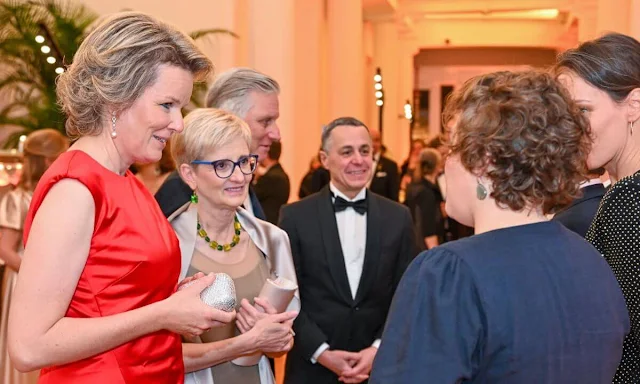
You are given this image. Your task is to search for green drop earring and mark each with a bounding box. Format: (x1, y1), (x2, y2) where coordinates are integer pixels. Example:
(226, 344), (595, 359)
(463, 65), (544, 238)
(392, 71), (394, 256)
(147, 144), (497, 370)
(190, 191), (198, 204)
(476, 180), (488, 200)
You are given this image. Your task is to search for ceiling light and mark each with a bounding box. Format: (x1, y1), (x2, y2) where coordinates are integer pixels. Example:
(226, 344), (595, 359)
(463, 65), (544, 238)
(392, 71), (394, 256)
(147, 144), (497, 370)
(422, 8), (561, 20)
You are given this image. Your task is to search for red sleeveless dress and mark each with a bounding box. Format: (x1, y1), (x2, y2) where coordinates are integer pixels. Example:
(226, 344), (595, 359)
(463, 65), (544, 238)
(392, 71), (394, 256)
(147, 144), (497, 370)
(23, 151), (184, 383)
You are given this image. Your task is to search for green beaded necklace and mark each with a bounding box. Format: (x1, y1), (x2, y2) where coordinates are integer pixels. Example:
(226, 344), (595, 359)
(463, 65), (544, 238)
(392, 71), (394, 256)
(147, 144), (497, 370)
(197, 216), (242, 252)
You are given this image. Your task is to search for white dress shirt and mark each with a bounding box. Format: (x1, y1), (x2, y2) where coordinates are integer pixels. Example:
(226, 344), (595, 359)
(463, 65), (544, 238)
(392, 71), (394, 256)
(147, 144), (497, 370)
(581, 178), (605, 188)
(331, 183), (367, 298)
(310, 183), (380, 364)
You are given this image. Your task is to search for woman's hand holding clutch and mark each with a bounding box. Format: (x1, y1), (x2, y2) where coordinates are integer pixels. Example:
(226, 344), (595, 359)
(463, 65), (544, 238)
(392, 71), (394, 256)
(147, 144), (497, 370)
(236, 297), (278, 333)
(246, 311), (297, 355)
(177, 271), (206, 290)
(161, 272), (236, 338)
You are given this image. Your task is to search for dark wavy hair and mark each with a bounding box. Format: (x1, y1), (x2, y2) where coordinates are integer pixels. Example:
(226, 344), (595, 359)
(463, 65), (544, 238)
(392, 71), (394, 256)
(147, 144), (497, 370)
(554, 33), (640, 102)
(442, 70), (591, 214)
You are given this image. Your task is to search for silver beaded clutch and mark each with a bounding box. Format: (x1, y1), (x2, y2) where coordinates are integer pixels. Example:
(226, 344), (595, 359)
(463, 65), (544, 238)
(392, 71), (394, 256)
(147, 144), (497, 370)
(184, 273), (237, 312)
(201, 273), (237, 312)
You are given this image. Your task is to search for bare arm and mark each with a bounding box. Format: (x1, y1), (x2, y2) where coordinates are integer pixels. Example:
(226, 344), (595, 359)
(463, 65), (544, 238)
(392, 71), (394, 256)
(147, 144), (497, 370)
(184, 310), (296, 372)
(0, 227), (22, 271)
(183, 332), (256, 372)
(9, 179), (232, 372)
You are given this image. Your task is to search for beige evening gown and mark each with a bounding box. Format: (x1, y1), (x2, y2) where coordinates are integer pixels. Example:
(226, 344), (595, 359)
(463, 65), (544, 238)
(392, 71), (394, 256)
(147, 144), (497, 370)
(0, 188), (39, 384)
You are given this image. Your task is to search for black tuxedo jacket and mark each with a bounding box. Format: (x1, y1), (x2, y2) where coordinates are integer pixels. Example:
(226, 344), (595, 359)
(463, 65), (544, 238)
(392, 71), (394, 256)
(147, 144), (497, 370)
(552, 183), (606, 238)
(154, 170), (266, 220)
(254, 163), (290, 224)
(369, 156), (399, 201)
(279, 186), (417, 384)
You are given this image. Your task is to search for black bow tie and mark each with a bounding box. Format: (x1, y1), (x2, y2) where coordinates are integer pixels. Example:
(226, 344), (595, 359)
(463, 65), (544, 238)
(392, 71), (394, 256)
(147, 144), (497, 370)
(333, 195), (368, 215)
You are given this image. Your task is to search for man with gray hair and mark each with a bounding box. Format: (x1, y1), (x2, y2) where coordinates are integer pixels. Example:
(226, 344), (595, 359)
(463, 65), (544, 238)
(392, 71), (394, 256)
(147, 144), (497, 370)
(279, 117), (417, 384)
(155, 67), (281, 218)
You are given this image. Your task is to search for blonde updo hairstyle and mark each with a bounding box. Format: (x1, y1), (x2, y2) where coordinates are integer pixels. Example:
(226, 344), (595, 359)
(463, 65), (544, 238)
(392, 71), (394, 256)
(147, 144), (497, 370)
(56, 11), (213, 138)
(19, 129), (69, 190)
(172, 108), (252, 174)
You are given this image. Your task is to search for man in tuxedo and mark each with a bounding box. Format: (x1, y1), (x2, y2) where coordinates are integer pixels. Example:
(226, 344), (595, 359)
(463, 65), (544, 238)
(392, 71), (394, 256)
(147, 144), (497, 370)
(368, 128), (399, 201)
(553, 169), (607, 238)
(155, 68), (281, 220)
(254, 141), (290, 224)
(279, 117), (417, 384)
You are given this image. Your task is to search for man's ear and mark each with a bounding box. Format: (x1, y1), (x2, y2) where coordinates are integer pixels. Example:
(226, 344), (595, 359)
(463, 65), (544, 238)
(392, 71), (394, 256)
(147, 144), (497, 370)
(178, 163), (197, 191)
(319, 150), (329, 170)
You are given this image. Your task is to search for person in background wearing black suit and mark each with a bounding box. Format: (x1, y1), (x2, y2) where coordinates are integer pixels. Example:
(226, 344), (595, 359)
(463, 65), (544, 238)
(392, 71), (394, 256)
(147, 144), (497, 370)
(298, 155), (322, 199)
(155, 68), (281, 220)
(426, 133), (474, 241)
(552, 168), (606, 238)
(404, 148), (445, 251)
(279, 117), (417, 384)
(254, 141), (290, 224)
(309, 159), (331, 195)
(368, 128), (399, 201)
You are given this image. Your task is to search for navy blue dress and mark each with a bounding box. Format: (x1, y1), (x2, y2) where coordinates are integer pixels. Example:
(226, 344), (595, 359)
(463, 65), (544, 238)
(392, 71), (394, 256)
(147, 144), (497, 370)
(370, 221), (629, 383)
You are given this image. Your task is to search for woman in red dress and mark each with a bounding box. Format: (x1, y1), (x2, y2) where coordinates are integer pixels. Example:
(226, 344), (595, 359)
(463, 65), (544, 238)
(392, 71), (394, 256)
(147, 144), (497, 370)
(7, 12), (234, 383)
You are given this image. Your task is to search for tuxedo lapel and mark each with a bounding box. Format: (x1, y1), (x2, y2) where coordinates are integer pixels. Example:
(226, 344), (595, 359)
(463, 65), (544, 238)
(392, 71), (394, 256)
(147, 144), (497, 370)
(561, 183), (606, 212)
(355, 191), (381, 304)
(317, 186), (353, 304)
(580, 184), (606, 202)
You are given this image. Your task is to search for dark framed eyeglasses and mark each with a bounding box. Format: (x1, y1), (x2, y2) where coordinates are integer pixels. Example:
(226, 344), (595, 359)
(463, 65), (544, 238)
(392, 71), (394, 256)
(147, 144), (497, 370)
(191, 154), (259, 179)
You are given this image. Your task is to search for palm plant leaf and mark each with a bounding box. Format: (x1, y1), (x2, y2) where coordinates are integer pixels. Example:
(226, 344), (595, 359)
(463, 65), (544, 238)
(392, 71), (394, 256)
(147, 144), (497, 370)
(189, 28), (238, 41)
(186, 29), (238, 110)
(0, 1), (237, 149)
(0, 0), (96, 148)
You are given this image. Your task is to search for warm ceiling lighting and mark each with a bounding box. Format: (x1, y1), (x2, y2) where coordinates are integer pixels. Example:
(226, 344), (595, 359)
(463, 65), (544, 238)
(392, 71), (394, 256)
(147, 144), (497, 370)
(490, 9), (559, 19)
(423, 8), (561, 20)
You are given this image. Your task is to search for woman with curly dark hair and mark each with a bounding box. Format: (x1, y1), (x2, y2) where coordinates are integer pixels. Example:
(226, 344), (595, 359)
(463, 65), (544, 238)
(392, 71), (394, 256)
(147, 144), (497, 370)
(369, 70), (629, 383)
(555, 33), (640, 383)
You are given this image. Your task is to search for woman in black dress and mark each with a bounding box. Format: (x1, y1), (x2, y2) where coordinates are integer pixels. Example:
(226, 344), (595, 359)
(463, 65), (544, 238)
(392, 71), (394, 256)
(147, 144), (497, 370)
(404, 148), (445, 250)
(556, 33), (640, 382)
(370, 70), (629, 383)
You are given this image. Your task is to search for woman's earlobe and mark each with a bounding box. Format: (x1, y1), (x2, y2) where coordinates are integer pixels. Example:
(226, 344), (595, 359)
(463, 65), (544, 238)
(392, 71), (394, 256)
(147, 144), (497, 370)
(628, 88), (640, 121)
(178, 163), (197, 190)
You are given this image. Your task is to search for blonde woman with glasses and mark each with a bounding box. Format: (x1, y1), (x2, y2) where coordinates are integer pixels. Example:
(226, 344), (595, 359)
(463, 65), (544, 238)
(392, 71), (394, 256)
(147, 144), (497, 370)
(169, 108), (299, 384)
